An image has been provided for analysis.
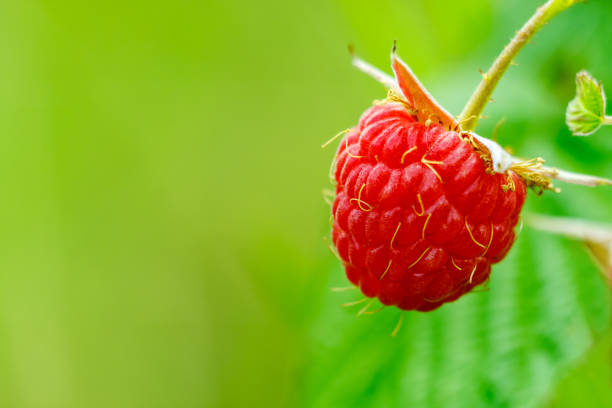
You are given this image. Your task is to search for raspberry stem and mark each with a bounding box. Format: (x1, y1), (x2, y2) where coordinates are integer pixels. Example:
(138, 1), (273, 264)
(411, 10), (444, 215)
(527, 214), (612, 243)
(458, 0), (584, 131)
(534, 166), (612, 187)
(527, 214), (612, 279)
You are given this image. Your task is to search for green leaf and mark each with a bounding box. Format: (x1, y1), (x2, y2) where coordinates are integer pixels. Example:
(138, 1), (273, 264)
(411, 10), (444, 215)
(299, 227), (611, 408)
(546, 333), (612, 407)
(566, 71), (607, 136)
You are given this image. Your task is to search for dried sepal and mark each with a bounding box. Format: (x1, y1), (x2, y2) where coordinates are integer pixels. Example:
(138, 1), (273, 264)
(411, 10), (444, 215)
(390, 45), (457, 130)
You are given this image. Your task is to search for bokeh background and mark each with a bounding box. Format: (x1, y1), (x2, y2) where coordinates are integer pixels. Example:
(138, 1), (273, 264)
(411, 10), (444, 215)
(0, 0), (612, 407)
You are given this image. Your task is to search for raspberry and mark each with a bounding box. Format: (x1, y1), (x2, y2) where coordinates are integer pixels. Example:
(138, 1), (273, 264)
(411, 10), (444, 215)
(331, 102), (526, 311)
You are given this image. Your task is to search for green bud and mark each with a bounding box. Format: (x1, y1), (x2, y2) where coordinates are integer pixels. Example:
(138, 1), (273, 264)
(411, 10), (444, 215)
(566, 70), (607, 136)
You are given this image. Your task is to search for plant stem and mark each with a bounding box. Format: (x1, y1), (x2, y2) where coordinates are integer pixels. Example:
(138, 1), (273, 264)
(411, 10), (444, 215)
(603, 116), (612, 126)
(527, 214), (612, 277)
(537, 166), (612, 187)
(527, 214), (612, 243)
(458, 0), (583, 131)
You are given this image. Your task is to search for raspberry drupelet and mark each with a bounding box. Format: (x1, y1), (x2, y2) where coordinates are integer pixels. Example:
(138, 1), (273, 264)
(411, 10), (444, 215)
(331, 102), (526, 311)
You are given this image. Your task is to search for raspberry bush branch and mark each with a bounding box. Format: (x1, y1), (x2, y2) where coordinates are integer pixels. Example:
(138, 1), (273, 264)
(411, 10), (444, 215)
(458, 0), (585, 131)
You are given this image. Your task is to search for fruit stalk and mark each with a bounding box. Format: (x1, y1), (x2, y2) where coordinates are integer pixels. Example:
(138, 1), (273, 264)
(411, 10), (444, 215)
(458, 0), (584, 131)
(536, 167), (612, 187)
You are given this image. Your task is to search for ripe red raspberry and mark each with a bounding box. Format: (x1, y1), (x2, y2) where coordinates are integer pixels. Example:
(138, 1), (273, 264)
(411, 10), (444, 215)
(331, 102), (526, 311)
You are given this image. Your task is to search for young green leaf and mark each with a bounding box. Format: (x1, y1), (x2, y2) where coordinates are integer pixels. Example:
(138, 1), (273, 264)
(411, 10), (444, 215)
(566, 71), (607, 136)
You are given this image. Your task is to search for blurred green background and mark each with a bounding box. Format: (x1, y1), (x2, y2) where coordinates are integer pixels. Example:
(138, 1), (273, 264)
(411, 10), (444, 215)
(1, 0), (612, 407)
